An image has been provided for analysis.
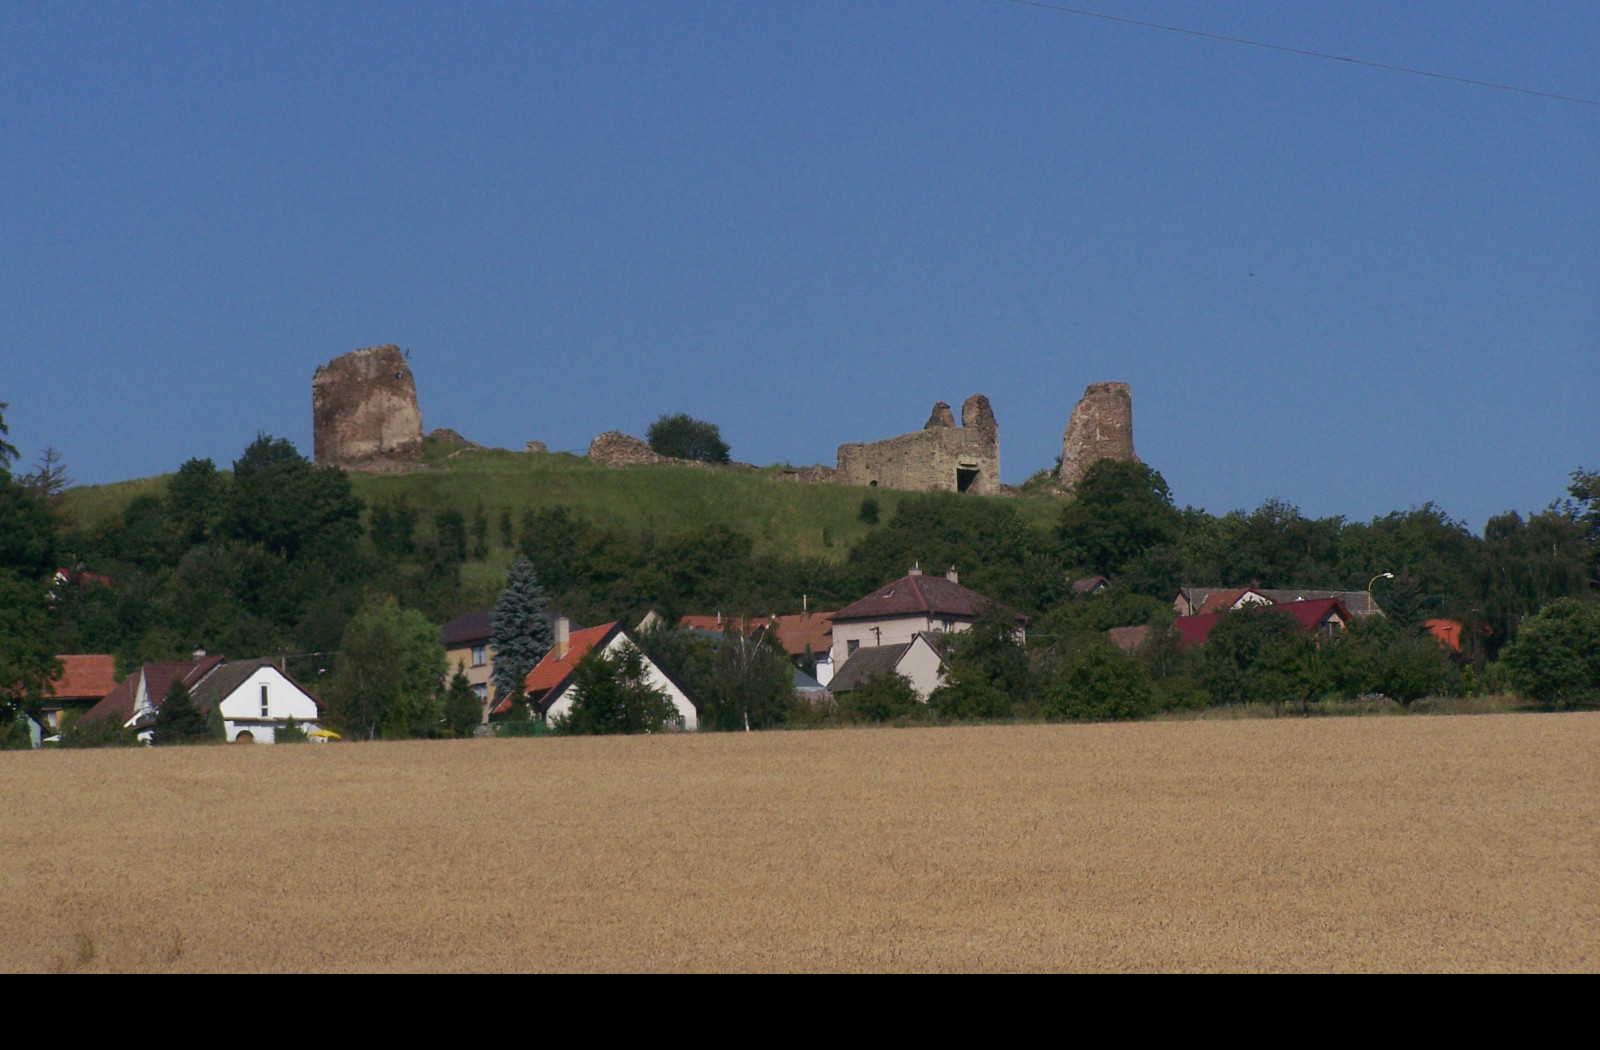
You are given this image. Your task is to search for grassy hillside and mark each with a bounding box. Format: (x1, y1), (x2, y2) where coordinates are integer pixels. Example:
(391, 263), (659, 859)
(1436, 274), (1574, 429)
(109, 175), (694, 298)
(61, 439), (1062, 591)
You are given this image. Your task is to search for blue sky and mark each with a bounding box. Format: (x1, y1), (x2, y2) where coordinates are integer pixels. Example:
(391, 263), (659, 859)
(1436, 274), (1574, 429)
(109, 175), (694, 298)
(2, 2), (1595, 531)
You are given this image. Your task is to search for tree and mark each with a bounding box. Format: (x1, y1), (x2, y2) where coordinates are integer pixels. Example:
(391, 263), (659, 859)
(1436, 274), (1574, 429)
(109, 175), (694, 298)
(0, 401), (18, 471)
(154, 679), (211, 745)
(0, 570), (59, 726)
(1058, 460), (1182, 578)
(490, 556), (553, 700)
(326, 598), (446, 738)
(928, 604), (1031, 720)
(166, 457), (228, 545)
(19, 446), (71, 504)
(646, 413), (731, 464)
(553, 645), (680, 735)
(1040, 641), (1156, 721)
(835, 672), (922, 723)
(223, 434), (363, 564)
(704, 632), (794, 731)
(1500, 598), (1600, 708)
(0, 473), (56, 579)
(1197, 607), (1313, 709)
(443, 669), (482, 737)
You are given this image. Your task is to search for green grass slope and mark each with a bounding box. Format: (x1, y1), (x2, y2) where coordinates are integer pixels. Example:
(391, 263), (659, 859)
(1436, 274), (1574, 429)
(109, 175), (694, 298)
(62, 439), (1061, 591)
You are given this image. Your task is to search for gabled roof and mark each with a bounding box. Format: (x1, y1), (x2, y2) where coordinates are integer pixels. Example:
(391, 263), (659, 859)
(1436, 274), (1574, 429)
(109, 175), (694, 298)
(834, 572), (1011, 623)
(440, 609), (493, 648)
(491, 623), (625, 715)
(46, 655), (116, 702)
(1178, 587), (1383, 618)
(827, 642), (913, 693)
(1071, 576), (1110, 595)
(1174, 598), (1353, 647)
(81, 655), (224, 725)
(1197, 588), (1268, 614)
(188, 658), (321, 713)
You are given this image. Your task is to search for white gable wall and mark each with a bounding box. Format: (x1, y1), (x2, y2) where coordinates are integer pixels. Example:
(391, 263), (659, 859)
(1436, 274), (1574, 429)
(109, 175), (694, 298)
(544, 634), (699, 731)
(216, 665), (322, 743)
(895, 635), (947, 702)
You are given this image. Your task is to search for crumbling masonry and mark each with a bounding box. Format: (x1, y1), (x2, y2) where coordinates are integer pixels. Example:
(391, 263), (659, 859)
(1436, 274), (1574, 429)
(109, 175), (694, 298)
(835, 394), (1001, 495)
(1058, 381), (1138, 491)
(312, 345), (424, 467)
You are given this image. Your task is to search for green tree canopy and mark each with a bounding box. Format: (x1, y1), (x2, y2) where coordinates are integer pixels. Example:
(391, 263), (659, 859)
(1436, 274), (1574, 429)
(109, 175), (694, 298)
(327, 598), (446, 738)
(553, 644), (680, 735)
(224, 434), (363, 564)
(1059, 460), (1182, 578)
(154, 678), (212, 745)
(443, 668), (482, 737)
(1500, 598), (1600, 708)
(835, 672), (922, 723)
(646, 413), (731, 464)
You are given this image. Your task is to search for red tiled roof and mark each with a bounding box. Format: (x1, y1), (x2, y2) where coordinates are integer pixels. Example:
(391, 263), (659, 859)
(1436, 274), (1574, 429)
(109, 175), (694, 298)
(677, 614), (759, 635)
(834, 572), (1009, 623)
(1197, 588), (1258, 614)
(492, 623), (621, 715)
(47, 655), (116, 702)
(760, 611), (835, 657)
(1175, 599), (1352, 647)
(1425, 618), (1463, 652)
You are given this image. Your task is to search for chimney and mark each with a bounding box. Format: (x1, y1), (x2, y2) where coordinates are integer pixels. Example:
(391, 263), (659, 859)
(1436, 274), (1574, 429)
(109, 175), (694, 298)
(946, 566), (959, 584)
(555, 616), (570, 659)
(908, 563), (923, 576)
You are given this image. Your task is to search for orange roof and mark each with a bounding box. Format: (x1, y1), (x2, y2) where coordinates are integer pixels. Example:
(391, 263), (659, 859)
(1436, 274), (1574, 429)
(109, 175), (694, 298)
(761, 612), (835, 656)
(1198, 588), (1259, 614)
(48, 655), (117, 701)
(1424, 619), (1463, 652)
(492, 623), (621, 715)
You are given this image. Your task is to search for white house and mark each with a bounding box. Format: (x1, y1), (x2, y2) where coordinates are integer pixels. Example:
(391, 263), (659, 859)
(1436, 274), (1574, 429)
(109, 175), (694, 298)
(830, 566), (1025, 669)
(828, 633), (947, 702)
(190, 658), (323, 743)
(498, 619), (700, 731)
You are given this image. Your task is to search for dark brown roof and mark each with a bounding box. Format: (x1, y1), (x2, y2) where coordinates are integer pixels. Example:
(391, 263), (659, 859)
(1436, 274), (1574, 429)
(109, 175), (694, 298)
(81, 655), (224, 724)
(834, 572), (1005, 623)
(440, 609), (493, 648)
(189, 658), (320, 713)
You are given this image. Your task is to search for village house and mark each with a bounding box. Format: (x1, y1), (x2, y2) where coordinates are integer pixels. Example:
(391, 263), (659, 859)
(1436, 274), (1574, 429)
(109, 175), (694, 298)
(440, 608), (494, 705)
(1174, 587), (1383, 618)
(826, 632), (946, 702)
(81, 654), (322, 743)
(830, 566), (1023, 670)
(672, 608), (839, 687)
(1173, 597), (1354, 647)
(41, 654), (117, 732)
(493, 618), (700, 730)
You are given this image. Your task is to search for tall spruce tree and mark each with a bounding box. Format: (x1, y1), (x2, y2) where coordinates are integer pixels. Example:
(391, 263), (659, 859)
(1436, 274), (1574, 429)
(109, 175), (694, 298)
(154, 678), (211, 745)
(491, 556), (553, 701)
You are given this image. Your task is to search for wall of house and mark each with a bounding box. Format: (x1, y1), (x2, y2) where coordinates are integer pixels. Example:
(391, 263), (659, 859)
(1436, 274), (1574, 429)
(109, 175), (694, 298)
(218, 666), (323, 743)
(897, 637), (946, 701)
(543, 635), (699, 731)
(831, 615), (974, 668)
(446, 644), (495, 706)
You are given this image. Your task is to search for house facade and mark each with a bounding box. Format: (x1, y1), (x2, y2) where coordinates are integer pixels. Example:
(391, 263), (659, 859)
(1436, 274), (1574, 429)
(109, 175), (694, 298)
(827, 633), (946, 702)
(829, 566), (1022, 669)
(81, 655), (321, 743)
(41, 654), (117, 732)
(497, 618), (700, 731)
(440, 608), (495, 709)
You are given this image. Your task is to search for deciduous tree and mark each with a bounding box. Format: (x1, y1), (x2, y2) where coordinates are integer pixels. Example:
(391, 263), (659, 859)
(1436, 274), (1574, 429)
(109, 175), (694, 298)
(646, 413), (731, 464)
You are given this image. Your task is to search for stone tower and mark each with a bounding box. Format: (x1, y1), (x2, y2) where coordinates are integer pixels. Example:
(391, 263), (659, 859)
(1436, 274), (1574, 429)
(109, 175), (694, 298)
(312, 345), (424, 466)
(1058, 382), (1137, 491)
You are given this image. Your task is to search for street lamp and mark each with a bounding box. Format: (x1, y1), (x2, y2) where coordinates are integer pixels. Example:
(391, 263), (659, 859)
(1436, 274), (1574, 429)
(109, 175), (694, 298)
(1367, 572), (1394, 614)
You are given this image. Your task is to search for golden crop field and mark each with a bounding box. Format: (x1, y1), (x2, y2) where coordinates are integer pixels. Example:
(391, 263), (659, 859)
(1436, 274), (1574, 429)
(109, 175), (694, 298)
(4, 713), (1597, 972)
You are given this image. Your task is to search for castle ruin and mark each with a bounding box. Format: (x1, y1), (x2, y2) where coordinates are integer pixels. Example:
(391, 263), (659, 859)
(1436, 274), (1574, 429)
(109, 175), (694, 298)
(312, 345), (424, 467)
(835, 394), (1000, 495)
(1058, 381), (1137, 491)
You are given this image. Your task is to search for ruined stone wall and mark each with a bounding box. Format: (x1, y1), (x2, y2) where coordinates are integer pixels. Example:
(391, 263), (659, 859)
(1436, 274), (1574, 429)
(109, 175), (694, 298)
(1058, 382), (1137, 491)
(835, 394), (1000, 495)
(312, 345), (423, 466)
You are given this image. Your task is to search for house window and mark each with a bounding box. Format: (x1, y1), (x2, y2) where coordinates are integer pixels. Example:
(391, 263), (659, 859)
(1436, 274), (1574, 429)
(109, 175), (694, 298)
(472, 645), (487, 667)
(260, 683), (269, 718)
(847, 639), (860, 655)
(474, 683), (487, 701)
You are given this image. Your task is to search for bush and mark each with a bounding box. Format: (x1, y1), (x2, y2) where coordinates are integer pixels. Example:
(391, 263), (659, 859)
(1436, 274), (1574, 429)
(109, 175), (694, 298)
(1500, 598), (1600, 708)
(1040, 642), (1156, 721)
(62, 714), (139, 749)
(277, 715), (308, 743)
(646, 414), (731, 464)
(835, 673), (923, 724)
(857, 497), (880, 525)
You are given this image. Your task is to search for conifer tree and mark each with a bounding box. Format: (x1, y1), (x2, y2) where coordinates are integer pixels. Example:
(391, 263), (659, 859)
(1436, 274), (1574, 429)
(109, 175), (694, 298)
(154, 678), (210, 745)
(491, 556), (553, 701)
(443, 668), (482, 737)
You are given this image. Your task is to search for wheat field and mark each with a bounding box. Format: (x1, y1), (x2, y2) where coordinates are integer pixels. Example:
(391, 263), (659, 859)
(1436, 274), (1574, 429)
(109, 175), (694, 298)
(4, 714), (1597, 972)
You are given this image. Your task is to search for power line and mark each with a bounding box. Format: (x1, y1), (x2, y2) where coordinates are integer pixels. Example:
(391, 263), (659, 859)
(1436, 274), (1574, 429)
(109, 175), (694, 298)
(1002, 0), (1600, 107)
